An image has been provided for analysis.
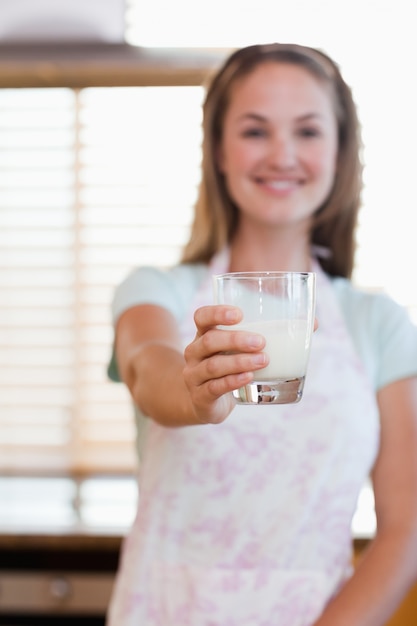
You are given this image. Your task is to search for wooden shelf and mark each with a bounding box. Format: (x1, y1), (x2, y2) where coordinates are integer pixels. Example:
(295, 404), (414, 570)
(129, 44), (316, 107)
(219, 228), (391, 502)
(0, 43), (229, 88)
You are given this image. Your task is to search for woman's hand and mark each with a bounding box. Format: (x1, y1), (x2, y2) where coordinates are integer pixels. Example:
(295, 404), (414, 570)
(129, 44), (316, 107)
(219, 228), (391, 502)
(183, 304), (268, 424)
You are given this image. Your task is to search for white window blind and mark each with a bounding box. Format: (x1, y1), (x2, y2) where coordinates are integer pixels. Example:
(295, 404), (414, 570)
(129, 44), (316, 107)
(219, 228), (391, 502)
(0, 85), (204, 474)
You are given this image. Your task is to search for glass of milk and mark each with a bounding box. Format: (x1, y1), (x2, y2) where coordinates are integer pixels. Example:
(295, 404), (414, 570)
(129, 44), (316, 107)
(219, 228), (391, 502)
(213, 271), (316, 404)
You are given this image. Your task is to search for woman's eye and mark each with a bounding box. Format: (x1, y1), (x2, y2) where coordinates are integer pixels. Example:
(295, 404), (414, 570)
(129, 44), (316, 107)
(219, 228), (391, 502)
(242, 127), (267, 138)
(298, 127), (321, 138)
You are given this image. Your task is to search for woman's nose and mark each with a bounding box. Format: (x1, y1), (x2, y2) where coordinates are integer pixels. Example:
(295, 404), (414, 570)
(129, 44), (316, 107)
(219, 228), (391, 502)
(268, 136), (297, 168)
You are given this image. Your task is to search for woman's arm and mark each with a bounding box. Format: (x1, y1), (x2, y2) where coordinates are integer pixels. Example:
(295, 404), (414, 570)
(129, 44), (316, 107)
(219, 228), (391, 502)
(313, 376), (417, 626)
(114, 303), (267, 427)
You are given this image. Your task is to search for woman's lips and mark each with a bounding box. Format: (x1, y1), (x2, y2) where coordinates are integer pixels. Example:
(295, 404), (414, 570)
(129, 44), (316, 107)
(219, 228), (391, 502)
(257, 177), (302, 194)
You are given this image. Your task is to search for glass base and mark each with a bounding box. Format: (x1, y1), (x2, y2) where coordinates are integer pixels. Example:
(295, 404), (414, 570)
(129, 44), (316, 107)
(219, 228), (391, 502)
(232, 377), (305, 405)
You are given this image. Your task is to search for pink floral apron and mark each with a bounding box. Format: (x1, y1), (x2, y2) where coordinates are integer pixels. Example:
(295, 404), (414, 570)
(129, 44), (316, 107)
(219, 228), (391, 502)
(107, 251), (380, 626)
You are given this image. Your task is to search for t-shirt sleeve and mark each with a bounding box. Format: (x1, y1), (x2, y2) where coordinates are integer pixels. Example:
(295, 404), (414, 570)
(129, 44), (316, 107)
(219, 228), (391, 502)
(111, 266), (186, 326)
(108, 266), (180, 382)
(334, 278), (417, 390)
(369, 292), (417, 389)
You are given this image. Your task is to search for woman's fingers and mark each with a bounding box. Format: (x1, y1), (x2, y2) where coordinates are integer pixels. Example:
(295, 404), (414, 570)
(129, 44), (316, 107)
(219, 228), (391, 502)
(185, 346), (268, 386)
(193, 304), (242, 333)
(192, 305), (265, 355)
(191, 325), (265, 361)
(184, 304), (268, 396)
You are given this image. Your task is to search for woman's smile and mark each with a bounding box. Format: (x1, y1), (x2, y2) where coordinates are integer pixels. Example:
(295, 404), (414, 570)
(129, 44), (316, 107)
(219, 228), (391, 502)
(254, 175), (303, 196)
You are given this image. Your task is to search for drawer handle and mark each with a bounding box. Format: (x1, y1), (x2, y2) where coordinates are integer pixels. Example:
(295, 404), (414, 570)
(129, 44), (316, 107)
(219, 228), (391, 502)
(49, 577), (72, 601)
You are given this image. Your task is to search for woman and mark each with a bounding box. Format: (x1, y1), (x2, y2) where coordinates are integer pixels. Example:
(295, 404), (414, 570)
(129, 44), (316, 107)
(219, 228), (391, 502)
(107, 43), (417, 625)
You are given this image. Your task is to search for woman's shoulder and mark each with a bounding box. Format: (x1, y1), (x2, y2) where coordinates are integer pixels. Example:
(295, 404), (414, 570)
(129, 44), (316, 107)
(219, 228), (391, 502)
(331, 276), (412, 325)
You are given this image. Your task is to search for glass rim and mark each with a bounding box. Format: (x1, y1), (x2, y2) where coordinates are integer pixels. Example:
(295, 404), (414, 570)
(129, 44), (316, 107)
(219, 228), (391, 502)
(213, 271), (315, 280)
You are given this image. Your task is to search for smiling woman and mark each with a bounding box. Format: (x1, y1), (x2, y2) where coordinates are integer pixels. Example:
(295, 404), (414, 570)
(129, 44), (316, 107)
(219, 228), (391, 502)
(105, 41), (417, 626)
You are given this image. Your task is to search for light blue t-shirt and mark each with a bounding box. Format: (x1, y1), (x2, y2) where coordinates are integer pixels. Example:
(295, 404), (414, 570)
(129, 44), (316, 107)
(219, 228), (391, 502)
(108, 263), (417, 392)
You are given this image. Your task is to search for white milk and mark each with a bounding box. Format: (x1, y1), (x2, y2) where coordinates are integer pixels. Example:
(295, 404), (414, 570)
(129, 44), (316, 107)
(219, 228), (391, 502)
(236, 318), (311, 380)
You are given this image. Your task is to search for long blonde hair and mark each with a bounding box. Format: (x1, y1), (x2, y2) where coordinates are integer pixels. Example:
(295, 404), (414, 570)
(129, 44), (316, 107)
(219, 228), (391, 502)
(181, 43), (363, 279)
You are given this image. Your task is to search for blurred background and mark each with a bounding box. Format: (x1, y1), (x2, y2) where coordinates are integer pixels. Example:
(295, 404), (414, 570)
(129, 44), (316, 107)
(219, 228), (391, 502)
(0, 0), (416, 623)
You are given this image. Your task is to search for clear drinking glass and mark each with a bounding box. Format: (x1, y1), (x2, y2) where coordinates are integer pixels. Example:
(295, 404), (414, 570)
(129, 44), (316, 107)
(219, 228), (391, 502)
(213, 271), (316, 405)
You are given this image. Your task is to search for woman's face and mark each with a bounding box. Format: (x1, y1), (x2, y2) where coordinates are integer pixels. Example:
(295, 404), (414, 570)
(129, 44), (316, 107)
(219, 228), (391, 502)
(217, 61), (338, 232)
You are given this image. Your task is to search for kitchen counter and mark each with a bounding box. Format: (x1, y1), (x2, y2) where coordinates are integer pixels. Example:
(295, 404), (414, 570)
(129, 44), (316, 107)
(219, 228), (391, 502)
(0, 475), (137, 548)
(0, 474), (376, 547)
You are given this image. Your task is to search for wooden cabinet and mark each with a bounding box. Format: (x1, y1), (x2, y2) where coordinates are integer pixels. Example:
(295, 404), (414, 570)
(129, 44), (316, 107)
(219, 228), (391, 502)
(0, 538), (120, 625)
(2, 538), (416, 626)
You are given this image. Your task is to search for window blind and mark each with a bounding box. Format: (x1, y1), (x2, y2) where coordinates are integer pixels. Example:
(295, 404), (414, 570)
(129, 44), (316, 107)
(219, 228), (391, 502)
(0, 85), (204, 474)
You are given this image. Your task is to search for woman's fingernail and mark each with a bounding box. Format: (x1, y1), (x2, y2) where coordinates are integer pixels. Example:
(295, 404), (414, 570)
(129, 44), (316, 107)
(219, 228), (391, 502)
(248, 335), (263, 348)
(224, 309), (238, 322)
(253, 353), (267, 365)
